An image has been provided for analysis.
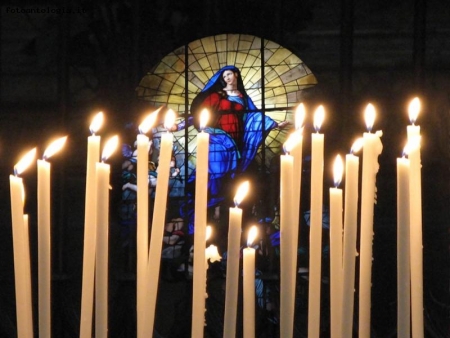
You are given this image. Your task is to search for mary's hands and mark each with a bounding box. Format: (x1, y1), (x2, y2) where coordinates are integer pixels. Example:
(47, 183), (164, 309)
(277, 121), (291, 129)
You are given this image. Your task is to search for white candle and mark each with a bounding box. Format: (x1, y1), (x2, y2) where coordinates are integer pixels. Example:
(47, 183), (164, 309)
(137, 109), (159, 336)
(280, 134), (296, 338)
(23, 214), (34, 338)
(407, 97), (424, 338)
(80, 112), (103, 338)
(397, 152), (411, 338)
(141, 110), (176, 338)
(329, 154), (343, 338)
(95, 135), (118, 338)
(38, 136), (67, 338)
(224, 181), (249, 338)
(192, 109), (210, 338)
(308, 105), (325, 338)
(10, 148), (36, 338)
(243, 226), (257, 338)
(341, 139), (362, 338)
(359, 104), (383, 338)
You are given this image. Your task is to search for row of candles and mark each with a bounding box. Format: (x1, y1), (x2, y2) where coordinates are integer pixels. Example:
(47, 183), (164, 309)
(9, 98), (423, 338)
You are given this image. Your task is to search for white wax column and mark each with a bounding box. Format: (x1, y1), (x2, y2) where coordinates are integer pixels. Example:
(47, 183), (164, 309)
(23, 214), (34, 338)
(359, 132), (382, 338)
(341, 154), (359, 338)
(308, 132), (324, 338)
(329, 187), (343, 338)
(141, 132), (173, 338)
(137, 132), (149, 334)
(192, 131), (210, 338)
(10, 175), (34, 338)
(80, 134), (100, 338)
(243, 246), (256, 338)
(38, 159), (51, 338)
(223, 207), (243, 338)
(407, 125), (424, 338)
(397, 157), (411, 338)
(95, 162), (110, 338)
(280, 154), (295, 338)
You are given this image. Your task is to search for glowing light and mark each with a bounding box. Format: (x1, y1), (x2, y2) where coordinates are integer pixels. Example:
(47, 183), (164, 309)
(14, 148), (37, 176)
(139, 108), (160, 134)
(295, 103), (306, 131)
(333, 154), (344, 188)
(364, 103), (376, 132)
(43, 136), (67, 160)
(101, 135), (119, 162)
(408, 97), (421, 125)
(199, 109), (210, 131)
(233, 181), (249, 207)
(247, 225), (258, 247)
(89, 112), (104, 135)
(164, 109), (176, 131)
(351, 138), (364, 154)
(313, 105), (325, 132)
(206, 225), (212, 241)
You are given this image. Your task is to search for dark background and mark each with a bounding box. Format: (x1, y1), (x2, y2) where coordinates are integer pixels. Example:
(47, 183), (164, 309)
(0, 1), (449, 337)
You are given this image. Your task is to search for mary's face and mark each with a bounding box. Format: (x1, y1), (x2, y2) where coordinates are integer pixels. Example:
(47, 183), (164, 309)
(222, 70), (238, 87)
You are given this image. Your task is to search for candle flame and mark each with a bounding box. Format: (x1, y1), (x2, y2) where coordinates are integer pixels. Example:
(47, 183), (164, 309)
(164, 109), (176, 131)
(206, 225), (212, 241)
(350, 138), (363, 154)
(333, 154), (344, 188)
(14, 148), (37, 176)
(408, 97), (421, 125)
(247, 225), (258, 247)
(313, 105), (325, 132)
(295, 103), (306, 130)
(199, 109), (210, 130)
(233, 181), (249, 207)
(101, 135), (119, 162)
(404, 135), (421, 157)
(283, 130), (301, 154)
(364, 103), (376, 132)
(43, 136), (67, 160)
(89, 111), (104, 135)
(139, 108), (160, 134)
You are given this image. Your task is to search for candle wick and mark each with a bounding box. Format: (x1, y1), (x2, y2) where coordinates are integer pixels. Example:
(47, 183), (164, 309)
(13, 168), (18, 176)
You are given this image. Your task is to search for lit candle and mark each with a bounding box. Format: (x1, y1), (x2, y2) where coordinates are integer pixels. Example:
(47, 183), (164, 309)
(10, 148), (36, 338)
(223, 181), (249, 338)
(38, 136), (67, 338)
(397, 145), (411, 338)
(142, 109), (176, 338)
(95, 135), (118, 338)
(329, 154), (343, 338)
(308, 105), (325, 338)
(280, 133), (296, 338)
(407, 98), (424, 338)
(243, 226), (258, 338)
(341, 139), (362, 338)
(80, 112), (103, 338)
(205, 226), (222, 264)
(137, 108), (159, 335)
(192, 109), (210, 338)
(359, 103), (383, 338)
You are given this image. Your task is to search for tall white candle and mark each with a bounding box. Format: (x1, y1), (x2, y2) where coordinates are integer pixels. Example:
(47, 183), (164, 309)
(243, 226), (257, 338)
(137, 109), (159, 337)
(192, 109), (210, 338)
(308, 105), (325, 338)
(359, 104), (383, 338)
(329, 154), (343, 338)
(23, 214), (34, 338)
(223, 181), (249, 338)
(95, 135), (118, 338)
(407, 97), (424, 338)
(397, 152), (411, 338)
(38, 136), (67, 338)
(80, 112), (103, 338)
(280, 133), (296, 338)
(141, 110), (176, 338)
(341, 139), (362, 338)
(10, 148), (36, 338)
